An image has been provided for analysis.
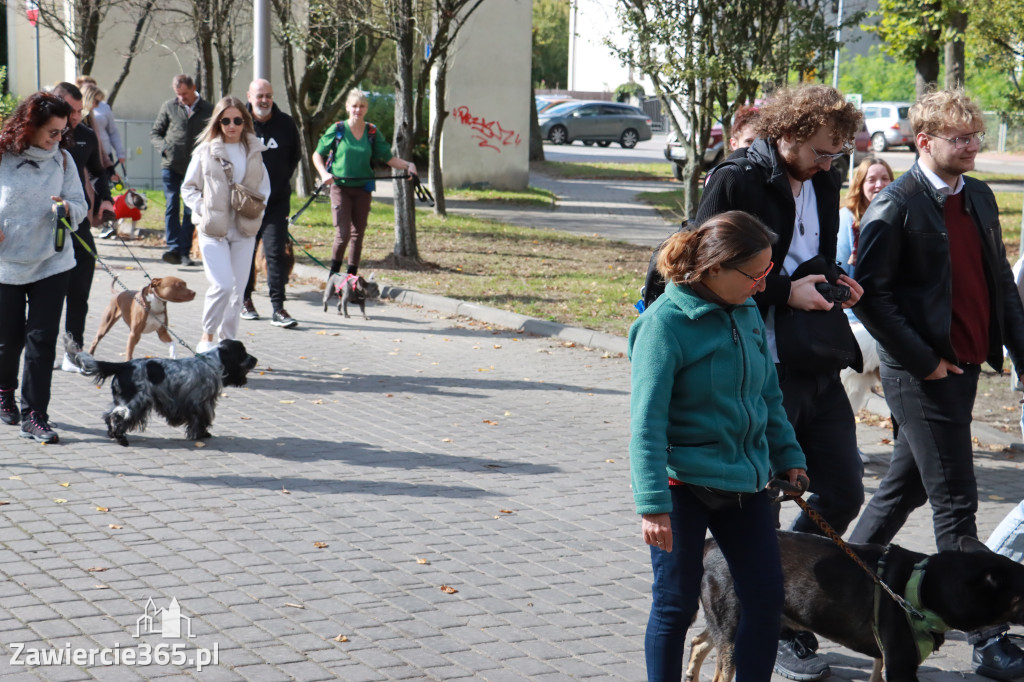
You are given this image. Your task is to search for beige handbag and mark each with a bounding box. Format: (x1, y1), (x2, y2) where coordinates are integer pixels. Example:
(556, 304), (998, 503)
(219, 157), (266, 220)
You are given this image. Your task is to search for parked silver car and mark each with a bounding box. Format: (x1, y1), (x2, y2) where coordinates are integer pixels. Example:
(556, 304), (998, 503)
(539, 100), (653, 149)
(861, 101), (914, 152)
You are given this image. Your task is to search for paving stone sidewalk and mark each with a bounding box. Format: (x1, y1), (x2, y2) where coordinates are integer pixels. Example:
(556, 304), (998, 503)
(0, 228), (1022, 681)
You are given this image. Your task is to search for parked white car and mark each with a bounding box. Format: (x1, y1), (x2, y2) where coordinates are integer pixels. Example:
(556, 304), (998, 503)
(861, 101), (915, 152)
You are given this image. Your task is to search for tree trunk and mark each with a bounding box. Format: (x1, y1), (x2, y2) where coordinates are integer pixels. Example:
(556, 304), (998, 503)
(391, 0), (419, 262)
(914, 49), (940, 100)
(944, 10), (967, 89)
(429, 54), (449, 217)
(529, 81), (544, 162)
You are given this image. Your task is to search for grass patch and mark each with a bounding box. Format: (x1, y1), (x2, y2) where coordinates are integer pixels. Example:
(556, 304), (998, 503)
(533, 159), (672, 181)
(445, 185), (556, 207)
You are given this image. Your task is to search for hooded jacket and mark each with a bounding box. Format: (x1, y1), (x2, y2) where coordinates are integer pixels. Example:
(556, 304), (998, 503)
(247, 102), (301, 212)
(628, 282), (806, 515)
(181, 133), (269, 239)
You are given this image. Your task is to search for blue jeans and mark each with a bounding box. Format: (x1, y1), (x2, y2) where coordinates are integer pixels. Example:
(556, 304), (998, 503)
(162, 168), (194, 257)
(645, 486), (784, 682)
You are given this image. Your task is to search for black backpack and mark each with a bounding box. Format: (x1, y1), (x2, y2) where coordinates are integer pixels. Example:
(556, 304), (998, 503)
(635, 157), (754, 313)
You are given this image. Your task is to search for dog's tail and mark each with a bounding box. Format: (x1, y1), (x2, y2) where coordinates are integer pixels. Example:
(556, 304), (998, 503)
(63, 334), (122, 384)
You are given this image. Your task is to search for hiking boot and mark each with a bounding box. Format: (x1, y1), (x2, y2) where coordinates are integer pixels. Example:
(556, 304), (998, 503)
(162, 250), (182, 265)
(0, 389), (19, 426)
(241, 299), (260, 320)
(20, 411), (58, 444)
(974, 635), (1024, 681)
(271, 309), (298, 329)
(775, 633), (830, 681)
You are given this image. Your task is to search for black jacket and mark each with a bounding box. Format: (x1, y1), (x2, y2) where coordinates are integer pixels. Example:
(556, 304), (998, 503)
(854, 163), (1024, 379)
(150, 96), (214, 175)
(247, 102), (301, 212)
(68, 122), (111, 225)
(694, 138), (843, 318)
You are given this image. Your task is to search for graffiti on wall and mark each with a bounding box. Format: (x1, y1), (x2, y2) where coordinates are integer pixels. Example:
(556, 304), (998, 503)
(452, 105), (522, 153)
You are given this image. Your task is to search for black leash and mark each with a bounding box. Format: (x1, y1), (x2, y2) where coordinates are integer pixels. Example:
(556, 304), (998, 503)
(767, 478), (924, 620)
(333, 172), (435, 207)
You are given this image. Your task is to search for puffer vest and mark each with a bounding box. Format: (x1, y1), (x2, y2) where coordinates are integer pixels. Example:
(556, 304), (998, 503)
(193, 133), (267, 238)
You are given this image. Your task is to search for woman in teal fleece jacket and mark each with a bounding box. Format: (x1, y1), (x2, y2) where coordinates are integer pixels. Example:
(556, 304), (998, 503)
(629, 211), (807, 682)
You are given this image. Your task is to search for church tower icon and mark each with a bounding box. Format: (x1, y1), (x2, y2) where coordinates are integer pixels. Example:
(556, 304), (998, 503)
(136, 597), (195, 639)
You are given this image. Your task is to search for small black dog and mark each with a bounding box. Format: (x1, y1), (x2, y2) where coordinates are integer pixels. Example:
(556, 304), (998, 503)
(65, 336), (257, 445)
(688, 530), (1024, 682)
(323, 273), (380, 319)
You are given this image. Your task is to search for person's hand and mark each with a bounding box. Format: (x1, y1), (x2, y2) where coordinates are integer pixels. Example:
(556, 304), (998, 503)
(319, 174), (334, 187)
(117, 157), (126, 165)
(925, 358), (964, 380)
(780, 469), (809, 497)
(642, 513), (673, 553)
(837, 274), (863, 308)
(50, 196), (65, 214)
(98, 199), (115, 216)
(788, 274), (831, 311)
(407, 162), (418, 176)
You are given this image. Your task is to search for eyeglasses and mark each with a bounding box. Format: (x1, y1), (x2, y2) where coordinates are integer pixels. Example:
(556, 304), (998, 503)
(810, 145), (853, 163)
(732, 260), (774, 287)
(47, 126), (69, 139)
(928, 131), (985, 149)
(220, 117), (244, 127)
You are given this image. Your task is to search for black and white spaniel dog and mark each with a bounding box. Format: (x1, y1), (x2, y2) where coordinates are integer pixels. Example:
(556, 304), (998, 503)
(65, 335), (257, 446)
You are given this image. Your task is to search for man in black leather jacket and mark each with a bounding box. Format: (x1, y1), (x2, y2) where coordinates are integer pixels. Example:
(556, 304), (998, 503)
(694, 85), (864, 681)
(849, 89), (1024, 680)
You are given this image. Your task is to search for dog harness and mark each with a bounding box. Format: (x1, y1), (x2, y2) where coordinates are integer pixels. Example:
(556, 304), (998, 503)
(872, 554), (950, 663)
(333, 273), (361, 296)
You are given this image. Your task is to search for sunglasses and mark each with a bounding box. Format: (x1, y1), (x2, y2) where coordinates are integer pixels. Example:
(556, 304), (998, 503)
(219, 117), (244, 127)
(47, 126), (70, 139)
(732, 260), (774, 288)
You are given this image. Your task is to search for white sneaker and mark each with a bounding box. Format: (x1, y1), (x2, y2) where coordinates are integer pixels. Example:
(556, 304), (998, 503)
(60, 353), (82, 373)
(195, 339), (217, 354)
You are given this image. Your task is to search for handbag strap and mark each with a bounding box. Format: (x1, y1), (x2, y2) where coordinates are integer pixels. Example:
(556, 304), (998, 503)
(217, 156), (235, 184)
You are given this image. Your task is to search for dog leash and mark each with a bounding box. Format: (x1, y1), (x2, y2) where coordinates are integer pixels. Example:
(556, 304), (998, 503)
(767, 478), (925, 621)
(332, 173), (435, 206)
(68, 224), (198, 356)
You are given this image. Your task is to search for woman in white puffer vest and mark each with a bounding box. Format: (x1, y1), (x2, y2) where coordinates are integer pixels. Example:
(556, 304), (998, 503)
(182, 96), (270, 352)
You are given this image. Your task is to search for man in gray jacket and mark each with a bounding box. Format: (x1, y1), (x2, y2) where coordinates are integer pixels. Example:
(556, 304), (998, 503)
(150, 74), (213, 266)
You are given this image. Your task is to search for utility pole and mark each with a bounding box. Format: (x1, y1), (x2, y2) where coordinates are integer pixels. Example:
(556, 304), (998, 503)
(253, 0), (270, 80)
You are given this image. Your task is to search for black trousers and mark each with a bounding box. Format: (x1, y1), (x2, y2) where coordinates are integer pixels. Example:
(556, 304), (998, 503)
(0, 269), (72, 417)
(244, 207), (289, 311)
(775, 365), (865, 536)
(849, 360), (981, 552)
(64, 221), (96, 347)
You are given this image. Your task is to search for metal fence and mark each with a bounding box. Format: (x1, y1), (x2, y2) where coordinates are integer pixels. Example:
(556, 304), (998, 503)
(115, 119), (164, 190)
(983, 113), (1024, 153)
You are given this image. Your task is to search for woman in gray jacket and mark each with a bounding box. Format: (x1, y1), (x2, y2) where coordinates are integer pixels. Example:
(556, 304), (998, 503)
(0, 92), (88, 443)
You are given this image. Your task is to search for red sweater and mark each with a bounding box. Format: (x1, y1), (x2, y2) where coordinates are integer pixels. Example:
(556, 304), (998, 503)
(945, 191), (989, 364)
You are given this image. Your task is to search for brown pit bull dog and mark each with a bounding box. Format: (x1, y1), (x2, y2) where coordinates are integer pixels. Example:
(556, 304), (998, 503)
(88, 277), (197, 360)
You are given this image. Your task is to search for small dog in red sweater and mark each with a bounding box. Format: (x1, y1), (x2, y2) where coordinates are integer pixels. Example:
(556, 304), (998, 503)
(102, 190), (148, 239)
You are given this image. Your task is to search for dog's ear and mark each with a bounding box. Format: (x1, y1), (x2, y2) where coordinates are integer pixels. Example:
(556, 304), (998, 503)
(367, 272), (376, 282)
(959, 536), (994, 554)
(150, 277), (162, 287)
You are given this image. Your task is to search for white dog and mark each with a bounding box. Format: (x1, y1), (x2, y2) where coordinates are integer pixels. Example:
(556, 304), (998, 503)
(841, 321), (881, 415)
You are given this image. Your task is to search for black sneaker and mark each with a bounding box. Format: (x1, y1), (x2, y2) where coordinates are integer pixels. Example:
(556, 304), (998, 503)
(162, 250), (182, 265)
(181, 255), (199, 267)
(0, 389), (19, 426)
(241, 299), (260, 320)
(974, 635), (1024, 681)
(775, 634), (830, 681)
(98, 225), (115, 239)
(20, 411), (58, 444)
(271, 309), (298, 329)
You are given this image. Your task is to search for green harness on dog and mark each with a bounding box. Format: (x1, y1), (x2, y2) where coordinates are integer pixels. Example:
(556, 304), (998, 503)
(873, 554), (951, 663)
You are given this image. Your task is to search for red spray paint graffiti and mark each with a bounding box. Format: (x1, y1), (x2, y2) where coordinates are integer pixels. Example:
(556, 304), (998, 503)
(452, 105), (522, 152)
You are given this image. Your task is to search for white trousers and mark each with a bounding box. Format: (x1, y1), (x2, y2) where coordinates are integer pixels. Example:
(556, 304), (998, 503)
(198, 231), (256, 342)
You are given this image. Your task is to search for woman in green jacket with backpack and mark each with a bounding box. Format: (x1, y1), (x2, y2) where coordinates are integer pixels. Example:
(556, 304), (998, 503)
(629, 210), (808, 682)
(311, 88), (417, 279)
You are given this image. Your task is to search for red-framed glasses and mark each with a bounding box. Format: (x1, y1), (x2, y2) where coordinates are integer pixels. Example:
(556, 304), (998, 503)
(732, 260), (774, 287)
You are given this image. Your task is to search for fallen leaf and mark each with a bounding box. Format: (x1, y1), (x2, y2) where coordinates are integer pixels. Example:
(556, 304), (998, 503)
(310, 399), (323, 405)
(563, 342), (576, 348)
(334, 634), (349, 642)
(482, 419), (498, 425)
(60, 482), (70, 488)
(317, 331), (327, 335)
(386, 394), (394, 398)
(504, 411), (512, 416)
(96, 506), (110, 512)
(93, 585), (109, 589)
(499, 509), (514, 514)
(9, 475), (21, 480)
(442, 438), (453, 443)
(440, 585), (458, 594)
(194, 442), (206, 448)
(240, 416), (252, 420)
(493, 344), (502, 349)
(54, 498), (67, 504)
(284, 603), (305, 609)
(880, 438), (892, 445)
(280, 400), (296, 404)
(416, 558), (430, 565)
(0, 501), (9, 506)
(87, 567), (108, 572)
(281, 487), (291, 494)
(314, 542), (328, 549)
(109, 524), (122, 529)
(605, 459), (615, 464)
(299, 356), (306, 360)
(989, 494), (1006, 501)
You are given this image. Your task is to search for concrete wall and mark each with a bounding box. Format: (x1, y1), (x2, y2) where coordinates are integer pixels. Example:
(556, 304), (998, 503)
(435, 0), (531, 190)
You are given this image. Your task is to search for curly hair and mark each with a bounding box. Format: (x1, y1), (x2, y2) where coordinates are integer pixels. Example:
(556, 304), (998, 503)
(756, 85), (863, 146)
(658, 211), (777, 286)
(0, 91), (73, 156)
(909, 88), (984, 136)
(732, 106), (761, 136)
